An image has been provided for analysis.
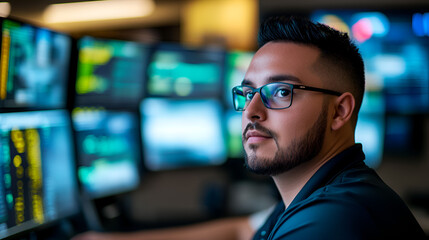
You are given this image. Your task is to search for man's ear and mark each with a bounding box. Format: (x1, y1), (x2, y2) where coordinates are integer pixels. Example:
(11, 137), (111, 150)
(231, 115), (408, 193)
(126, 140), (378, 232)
(331, 92), (355, 131)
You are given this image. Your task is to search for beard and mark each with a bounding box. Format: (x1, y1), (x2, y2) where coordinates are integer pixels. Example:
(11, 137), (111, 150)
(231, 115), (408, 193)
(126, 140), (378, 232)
(243, 104), (328, 176)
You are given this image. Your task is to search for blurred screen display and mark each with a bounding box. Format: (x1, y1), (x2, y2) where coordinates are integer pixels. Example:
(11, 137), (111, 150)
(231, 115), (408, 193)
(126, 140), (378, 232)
(0, 110), (79, 238)
(141, 98), (226, 171)
(0, 18), (72, 109)
(224, 51), (254, 108)
(355, 113), (385, 168)
(72, 109), (141, 199)
(146, 44), (225, 98)
(75, 36), (148, 108)
(225, 110), (244, 159)
(383, 115), (423, 156)
(312, 10), (429, 114)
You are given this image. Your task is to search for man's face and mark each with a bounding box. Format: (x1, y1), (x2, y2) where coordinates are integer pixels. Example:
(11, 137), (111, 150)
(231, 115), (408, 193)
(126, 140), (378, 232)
(241, 42), (330, 176)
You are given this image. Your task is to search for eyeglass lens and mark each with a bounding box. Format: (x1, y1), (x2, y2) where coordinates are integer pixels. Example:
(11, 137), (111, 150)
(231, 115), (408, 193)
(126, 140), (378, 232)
(233, 83), (293, 111)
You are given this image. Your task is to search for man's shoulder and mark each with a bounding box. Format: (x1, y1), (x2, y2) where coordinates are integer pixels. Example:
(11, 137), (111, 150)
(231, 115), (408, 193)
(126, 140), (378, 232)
(315, 163), (402, 208)
(286, 186), (377, 228)
(306, 165), (415, 224)
(271, 171), (425, 240)
(274, 196), (377, 239)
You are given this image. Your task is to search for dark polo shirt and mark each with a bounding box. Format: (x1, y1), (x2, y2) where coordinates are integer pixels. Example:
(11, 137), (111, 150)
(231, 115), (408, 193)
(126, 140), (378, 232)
(253, 144), (426, 240)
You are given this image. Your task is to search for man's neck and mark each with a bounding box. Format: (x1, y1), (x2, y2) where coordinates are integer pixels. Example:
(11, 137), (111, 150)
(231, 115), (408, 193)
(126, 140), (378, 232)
(272, 156), (329, 208)
(272, 142), (354, 208)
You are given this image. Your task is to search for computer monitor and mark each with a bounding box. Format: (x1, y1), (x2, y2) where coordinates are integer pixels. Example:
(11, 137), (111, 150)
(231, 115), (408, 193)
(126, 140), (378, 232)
(74, 36), (149, 109)
(311, 10), (429, 114)
(146, 43), (226, 98)
(0, 110), (79, 238)
(355, 113), (384, 169)
(72, 108), (141, 199)
(140, 98), (227, 171)
(383, 114), (423, 157)
(224, 51), (254, 108)
(225, 110), (244, 159)
(0, 18), (72, 110)
(354, 86), (385, 169)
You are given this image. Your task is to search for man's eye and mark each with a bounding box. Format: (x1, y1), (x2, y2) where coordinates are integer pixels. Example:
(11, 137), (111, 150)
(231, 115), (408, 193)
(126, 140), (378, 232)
(274, 88), (291, 98)
(244, 91), (254, 100)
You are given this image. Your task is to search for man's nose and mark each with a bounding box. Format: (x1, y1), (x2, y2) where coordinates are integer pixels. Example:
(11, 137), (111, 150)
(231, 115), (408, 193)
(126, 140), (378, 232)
(243, 92), (267, 121)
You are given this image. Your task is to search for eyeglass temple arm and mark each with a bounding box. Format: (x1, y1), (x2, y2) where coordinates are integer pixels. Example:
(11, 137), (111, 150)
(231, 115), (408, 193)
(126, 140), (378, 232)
(296, 85), (342, 96)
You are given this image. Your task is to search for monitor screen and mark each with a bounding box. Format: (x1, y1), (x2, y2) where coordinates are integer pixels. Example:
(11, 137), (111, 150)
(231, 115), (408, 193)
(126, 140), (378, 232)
(355, 113), (384, 169)
(0, 110), (79, 238)
(140, 98), (226, 171)
(311, 10), (429, 114)
(74, 36), (149, 109)
(383, 115), (423, 157)
(72, 108), (141, 199)
(355, 80), (385, 168)
(224, 51), (254, 108)
(225, 110), (244, 159)
(0, 18), (72, 110)
(146, 43), (225, 98)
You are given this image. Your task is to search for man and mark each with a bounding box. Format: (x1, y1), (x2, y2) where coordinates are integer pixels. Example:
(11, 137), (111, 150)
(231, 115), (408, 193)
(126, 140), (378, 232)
(73, 16), (426, 240)
(234, 15), (425, 239)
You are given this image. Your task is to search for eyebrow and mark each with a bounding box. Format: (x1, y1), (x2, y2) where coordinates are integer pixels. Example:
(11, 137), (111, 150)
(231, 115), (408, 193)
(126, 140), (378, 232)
(241, 74), (302, 86)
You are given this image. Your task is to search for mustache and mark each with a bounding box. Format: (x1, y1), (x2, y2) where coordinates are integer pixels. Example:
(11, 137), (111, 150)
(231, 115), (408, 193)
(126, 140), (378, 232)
(242, 122), (276, 140)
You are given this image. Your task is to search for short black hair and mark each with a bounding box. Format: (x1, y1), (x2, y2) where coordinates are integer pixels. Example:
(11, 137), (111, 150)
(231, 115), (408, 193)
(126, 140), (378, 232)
(258, 15), (365, 124)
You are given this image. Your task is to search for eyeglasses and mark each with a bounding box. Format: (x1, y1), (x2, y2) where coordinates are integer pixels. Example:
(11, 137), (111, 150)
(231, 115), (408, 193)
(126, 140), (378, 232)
(232, 82), (342, 111)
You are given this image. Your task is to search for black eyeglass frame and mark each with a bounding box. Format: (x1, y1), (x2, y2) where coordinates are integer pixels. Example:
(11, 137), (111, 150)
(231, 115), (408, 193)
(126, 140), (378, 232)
(232, 82), (343, 111)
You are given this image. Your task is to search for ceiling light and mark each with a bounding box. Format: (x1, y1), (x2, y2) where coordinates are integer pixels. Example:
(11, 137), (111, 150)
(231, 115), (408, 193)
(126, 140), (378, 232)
(0, 2), (10, 17)
(43, 0), (155, 24)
